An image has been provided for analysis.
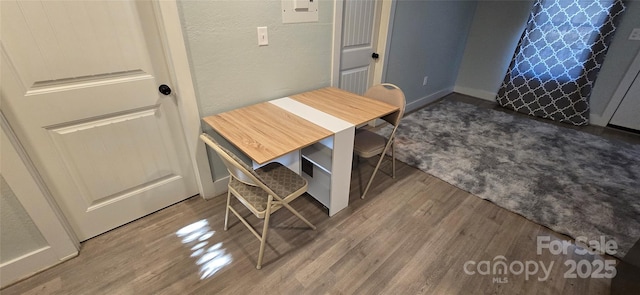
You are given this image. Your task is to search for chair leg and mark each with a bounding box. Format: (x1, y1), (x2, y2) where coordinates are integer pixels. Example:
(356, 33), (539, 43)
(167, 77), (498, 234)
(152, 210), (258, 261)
(256, 196), (273, 270)
(281, 201), (316, 230)
(362, 137), (395, 199)
(361, 151), (386, 199)
(224, 190), (232, 231)
(392, 141), (396, 179)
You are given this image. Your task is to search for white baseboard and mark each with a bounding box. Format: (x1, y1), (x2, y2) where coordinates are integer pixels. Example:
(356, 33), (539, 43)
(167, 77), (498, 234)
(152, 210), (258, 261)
(453, 86), (497, 102)
(406, 87), (454, 113)
(0, 246), (77, 288)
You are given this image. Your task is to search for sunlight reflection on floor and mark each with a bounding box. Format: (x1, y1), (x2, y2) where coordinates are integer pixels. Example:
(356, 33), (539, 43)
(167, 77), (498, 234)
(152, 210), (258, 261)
(176, 219), (232, 279)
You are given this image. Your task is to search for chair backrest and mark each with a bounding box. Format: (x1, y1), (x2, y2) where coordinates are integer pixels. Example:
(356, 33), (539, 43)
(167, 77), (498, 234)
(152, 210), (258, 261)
(199, 133), (262, 187)
(363, 83), (406, 126)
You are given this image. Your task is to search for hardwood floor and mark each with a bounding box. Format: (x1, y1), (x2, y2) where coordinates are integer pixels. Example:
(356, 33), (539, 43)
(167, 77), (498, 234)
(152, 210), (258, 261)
(3, 94), (638, 295)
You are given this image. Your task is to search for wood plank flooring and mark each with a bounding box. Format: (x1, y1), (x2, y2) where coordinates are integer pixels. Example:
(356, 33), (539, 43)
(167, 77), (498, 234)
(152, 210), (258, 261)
(3, 94), (639, 295)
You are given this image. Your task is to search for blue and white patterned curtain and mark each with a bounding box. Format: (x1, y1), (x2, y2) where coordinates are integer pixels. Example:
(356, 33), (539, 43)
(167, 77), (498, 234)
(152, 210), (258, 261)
(496, 0), (626, 125)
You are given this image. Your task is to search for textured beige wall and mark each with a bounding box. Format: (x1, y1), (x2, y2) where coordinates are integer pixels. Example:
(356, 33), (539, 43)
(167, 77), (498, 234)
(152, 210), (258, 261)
(177, 0), (333, 115)
(0, 174), (47, 264)
(177, 0), (334, 180)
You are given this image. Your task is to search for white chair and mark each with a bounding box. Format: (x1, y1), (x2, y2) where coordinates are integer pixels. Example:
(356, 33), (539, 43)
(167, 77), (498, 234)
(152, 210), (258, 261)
(200, 133), (316, 269)
(354, 83), (406, 199)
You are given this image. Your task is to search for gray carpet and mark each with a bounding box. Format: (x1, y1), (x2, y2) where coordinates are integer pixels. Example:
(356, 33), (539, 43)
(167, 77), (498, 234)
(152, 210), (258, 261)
(379, 100), (640, 258)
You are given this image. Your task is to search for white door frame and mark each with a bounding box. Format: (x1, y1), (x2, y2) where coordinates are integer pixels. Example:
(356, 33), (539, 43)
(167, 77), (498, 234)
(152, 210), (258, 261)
(331, 0), (397, 87)
(592, 50), (640, 126)
(330, 0), (344, 86)
(154, 1), (216, 199)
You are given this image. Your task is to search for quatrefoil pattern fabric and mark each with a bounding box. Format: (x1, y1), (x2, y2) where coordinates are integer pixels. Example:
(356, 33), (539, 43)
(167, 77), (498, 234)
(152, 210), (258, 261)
(497, 0), (626, 126)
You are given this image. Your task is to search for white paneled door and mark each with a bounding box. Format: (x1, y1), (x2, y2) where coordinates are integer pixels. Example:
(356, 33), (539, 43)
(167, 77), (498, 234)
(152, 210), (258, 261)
(1, 0), (198, 240)
(339, 0), (380, 95)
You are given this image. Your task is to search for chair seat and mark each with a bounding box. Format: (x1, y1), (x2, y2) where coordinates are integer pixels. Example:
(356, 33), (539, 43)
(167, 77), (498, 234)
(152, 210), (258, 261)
(255, 162), (307, 197)
(229, 162), (307, 215)
(354, 129), (386, 158)
(229, 177), (270, 212)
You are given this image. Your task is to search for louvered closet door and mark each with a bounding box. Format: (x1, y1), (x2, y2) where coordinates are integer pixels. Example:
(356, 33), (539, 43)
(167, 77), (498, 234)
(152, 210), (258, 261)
(339, 0), (379, 95)
(1, 0), (198, 240)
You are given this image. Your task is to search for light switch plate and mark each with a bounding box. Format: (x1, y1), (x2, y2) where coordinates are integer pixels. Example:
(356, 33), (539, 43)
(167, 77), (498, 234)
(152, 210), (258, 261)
(629, 28), (640, 41)
(257, 27), (268, 46)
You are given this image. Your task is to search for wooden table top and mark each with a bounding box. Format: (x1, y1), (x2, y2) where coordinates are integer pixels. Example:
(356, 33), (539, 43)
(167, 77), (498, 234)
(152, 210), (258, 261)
(290, 87), (399, 126)
(203, 102), (333, 164)
(202, 87), (400, 164)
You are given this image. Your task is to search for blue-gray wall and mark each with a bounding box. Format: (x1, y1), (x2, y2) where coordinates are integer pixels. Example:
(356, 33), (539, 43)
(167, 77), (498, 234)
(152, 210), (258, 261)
(385, 0), (478, 110)
(589, 0), (640, 116)
(455, 0), (534, 100)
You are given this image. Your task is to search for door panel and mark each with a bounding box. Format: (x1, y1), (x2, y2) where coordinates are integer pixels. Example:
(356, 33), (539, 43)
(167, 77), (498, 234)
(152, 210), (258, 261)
(340, 69), (370, 96)
(1, 0), (197, 240)
(46, 105), (177, 206)
(339, 0), (378, 94)
(3, 0), (150, 88)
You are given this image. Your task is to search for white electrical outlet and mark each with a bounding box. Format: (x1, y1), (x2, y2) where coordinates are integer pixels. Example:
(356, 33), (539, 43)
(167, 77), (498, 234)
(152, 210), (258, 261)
(629, 28), (640, 41)
(423, 76), (428, 86)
